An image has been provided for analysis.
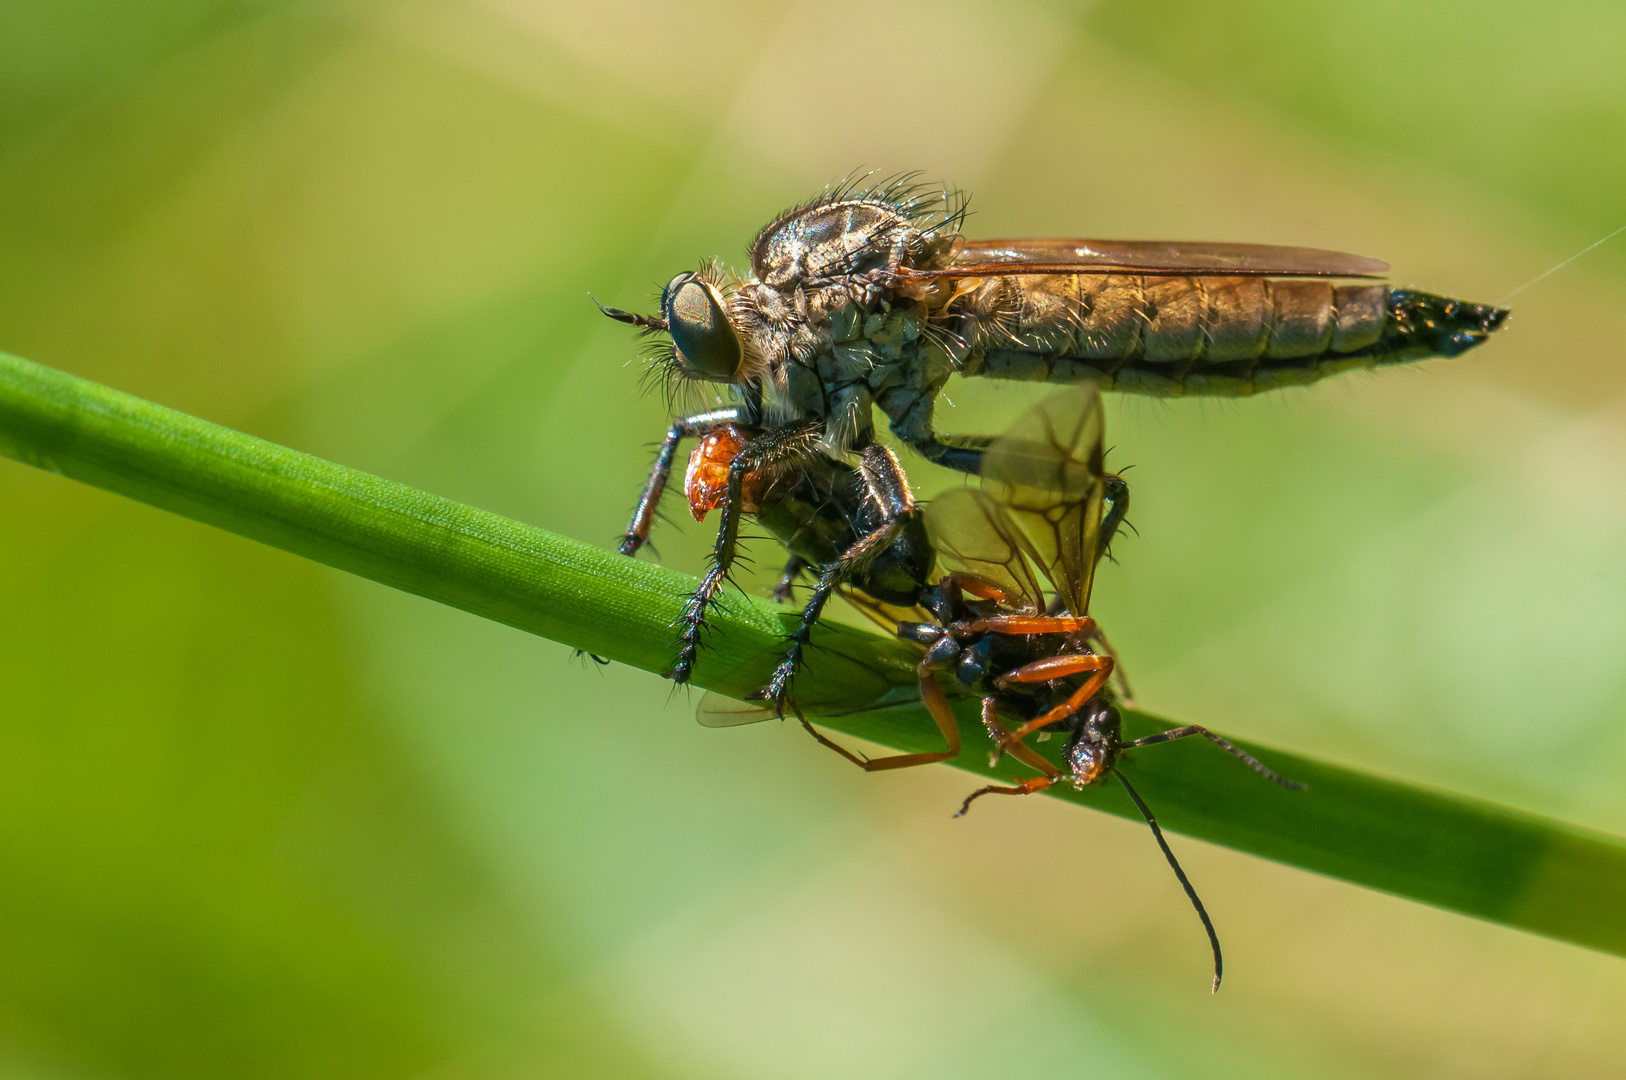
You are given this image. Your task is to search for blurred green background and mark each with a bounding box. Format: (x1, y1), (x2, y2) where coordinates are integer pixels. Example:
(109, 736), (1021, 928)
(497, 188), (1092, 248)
(2, 0), (1625, 1075)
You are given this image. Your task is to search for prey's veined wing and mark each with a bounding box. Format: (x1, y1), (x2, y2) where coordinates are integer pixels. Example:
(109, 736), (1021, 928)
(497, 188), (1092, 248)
(696, 685), (923, 728)
(923, 487), (1049, 614)
(977, 386), (1107, 617)
(837, 585), (931, 636)
(895, 237), (1388, 283)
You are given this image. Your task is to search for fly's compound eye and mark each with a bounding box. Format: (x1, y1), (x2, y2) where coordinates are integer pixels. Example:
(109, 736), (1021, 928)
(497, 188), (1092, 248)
(661, 273), (743, 381)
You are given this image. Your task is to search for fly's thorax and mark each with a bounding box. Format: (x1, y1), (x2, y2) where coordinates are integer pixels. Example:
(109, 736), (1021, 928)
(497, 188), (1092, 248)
(750, 195), (958, 290)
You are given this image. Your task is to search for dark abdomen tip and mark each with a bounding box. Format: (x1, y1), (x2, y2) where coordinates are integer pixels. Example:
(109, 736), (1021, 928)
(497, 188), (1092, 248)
(1386, 289), (1510, 359)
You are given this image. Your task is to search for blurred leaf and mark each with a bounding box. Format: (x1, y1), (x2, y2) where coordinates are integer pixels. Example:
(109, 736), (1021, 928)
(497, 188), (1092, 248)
(5, 348), (1626, 964)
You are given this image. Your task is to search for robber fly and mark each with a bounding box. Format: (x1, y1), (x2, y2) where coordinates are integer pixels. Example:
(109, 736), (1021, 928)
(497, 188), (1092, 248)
(606, 175), (1510, 685)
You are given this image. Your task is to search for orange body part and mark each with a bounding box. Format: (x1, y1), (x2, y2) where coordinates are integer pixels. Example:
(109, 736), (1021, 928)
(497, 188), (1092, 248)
(684, 425), (769, 521)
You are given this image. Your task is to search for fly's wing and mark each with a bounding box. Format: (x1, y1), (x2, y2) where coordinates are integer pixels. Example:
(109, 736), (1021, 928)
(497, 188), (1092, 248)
(897, 237), (1388, 282)
(696, 693), (784, 728)
(924, 487), (1047, 613)
(979, 386), (1106, 616)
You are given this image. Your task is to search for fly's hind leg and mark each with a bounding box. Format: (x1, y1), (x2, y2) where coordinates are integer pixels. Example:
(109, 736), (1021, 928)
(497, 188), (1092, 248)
(754, 444), (916, 706)
(878, 385), (995, 476)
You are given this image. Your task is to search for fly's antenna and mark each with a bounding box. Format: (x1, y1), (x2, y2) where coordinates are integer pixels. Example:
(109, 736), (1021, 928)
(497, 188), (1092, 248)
(1114, 769), (1223, 994)
(592, 295), (669, 332)
(1497, 222), (1626, 305)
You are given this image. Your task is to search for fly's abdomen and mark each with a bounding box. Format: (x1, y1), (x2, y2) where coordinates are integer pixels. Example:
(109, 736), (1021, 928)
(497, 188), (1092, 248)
(957, 275), (1508, 396)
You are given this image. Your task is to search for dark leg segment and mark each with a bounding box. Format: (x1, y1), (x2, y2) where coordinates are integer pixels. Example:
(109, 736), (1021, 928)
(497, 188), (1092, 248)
(772, 555), (808, 604)
(619, 408), (741, 557)
(911, 438), (989, 475)
(666, 454), (752, 683)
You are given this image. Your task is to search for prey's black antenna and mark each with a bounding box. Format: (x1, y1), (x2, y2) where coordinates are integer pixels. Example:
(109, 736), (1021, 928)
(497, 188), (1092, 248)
(591, 294), (669, 332)
(1115, 769), (1223, 994)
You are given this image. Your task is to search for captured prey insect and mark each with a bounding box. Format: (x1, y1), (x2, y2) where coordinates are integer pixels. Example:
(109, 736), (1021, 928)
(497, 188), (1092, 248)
(606, 175), (1511, 684)
(901, 387), (1302, 993)
(697, 386), (1301, 990)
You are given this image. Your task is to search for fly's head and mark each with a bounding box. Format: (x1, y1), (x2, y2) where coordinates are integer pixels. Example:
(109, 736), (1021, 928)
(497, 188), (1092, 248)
(599, 260), (758, 408)
(660, 269), (746, 383)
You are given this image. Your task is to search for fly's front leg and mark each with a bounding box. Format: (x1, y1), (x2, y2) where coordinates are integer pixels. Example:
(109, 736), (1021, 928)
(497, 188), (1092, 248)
(754, 444), (917, 706)
(620, 408), (741, 557)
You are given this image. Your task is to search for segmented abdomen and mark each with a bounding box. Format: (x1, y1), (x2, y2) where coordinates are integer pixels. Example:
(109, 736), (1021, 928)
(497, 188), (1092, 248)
(955, 274), (1507, 396)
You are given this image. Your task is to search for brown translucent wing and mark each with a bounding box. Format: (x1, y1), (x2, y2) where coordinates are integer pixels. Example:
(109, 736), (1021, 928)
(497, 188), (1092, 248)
(979, 386), (1106, 617)
(924, 487), (1048, 614)
(899, 237), (1388, 281)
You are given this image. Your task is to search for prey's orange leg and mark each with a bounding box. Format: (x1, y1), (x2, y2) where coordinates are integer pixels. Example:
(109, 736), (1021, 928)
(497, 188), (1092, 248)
(989, 653), (1115, 758)
(940, 573), (1009, 604)
(964, 614), (1096, 637)
(979, 697), (1061, 778)
(788, 670), (962, 773)
(953, 775), (1057, 817)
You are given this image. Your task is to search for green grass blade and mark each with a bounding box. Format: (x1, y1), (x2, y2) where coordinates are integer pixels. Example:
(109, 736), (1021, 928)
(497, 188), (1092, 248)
(3, 349), (1624, 958)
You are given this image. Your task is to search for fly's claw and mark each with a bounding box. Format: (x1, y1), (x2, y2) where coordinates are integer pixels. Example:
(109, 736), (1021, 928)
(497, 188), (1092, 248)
(744, 682), (789, 717)
(752, 658), (798, 713)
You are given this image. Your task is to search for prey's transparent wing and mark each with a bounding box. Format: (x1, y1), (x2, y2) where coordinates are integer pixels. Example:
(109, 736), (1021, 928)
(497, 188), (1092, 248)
(979, 386), (1107, 617)
(923, 487), (1048, 613)
(837, 585), (931, 636)
(896, 237), (1388, 284)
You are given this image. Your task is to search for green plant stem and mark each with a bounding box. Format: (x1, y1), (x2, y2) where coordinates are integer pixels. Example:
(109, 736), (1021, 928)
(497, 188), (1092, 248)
(3, 349), (1625, 958)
